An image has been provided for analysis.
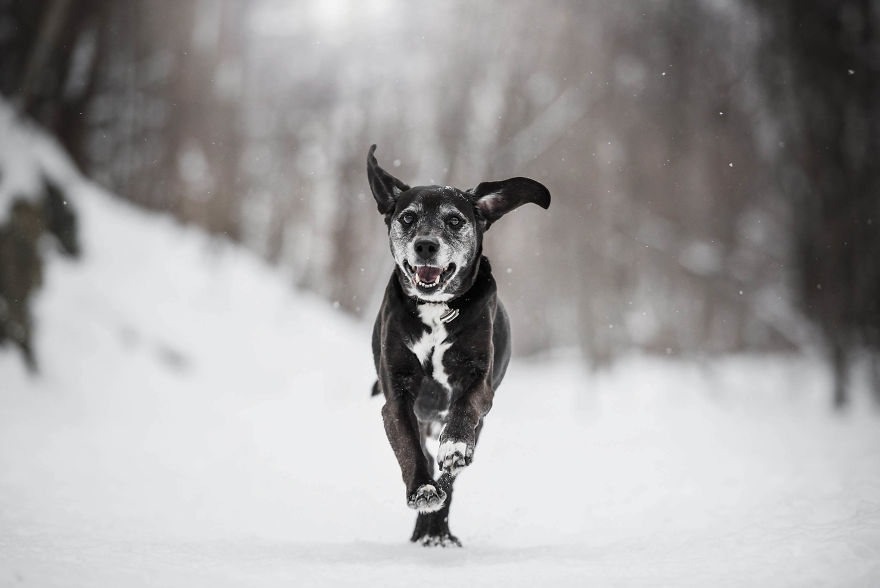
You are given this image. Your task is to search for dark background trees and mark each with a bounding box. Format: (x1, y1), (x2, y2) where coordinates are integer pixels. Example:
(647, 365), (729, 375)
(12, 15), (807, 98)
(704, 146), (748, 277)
(749, 0), (880, 406)
(0, 0), (876, 405)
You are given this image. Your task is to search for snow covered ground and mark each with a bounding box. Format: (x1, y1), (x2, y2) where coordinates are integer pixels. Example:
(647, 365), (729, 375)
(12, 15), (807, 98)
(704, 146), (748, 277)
(2, 110), (880, 587)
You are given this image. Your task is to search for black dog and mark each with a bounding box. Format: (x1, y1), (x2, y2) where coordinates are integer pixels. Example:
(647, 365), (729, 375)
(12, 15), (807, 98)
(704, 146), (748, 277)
(367, 145), (550, 547)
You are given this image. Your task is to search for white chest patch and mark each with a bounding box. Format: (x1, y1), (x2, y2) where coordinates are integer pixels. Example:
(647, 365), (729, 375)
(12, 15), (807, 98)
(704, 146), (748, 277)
(409, 303), (453, 392)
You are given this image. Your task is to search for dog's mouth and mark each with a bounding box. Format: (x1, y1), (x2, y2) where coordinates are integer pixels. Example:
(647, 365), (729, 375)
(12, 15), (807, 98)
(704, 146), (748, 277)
(403, 261), (456, 290)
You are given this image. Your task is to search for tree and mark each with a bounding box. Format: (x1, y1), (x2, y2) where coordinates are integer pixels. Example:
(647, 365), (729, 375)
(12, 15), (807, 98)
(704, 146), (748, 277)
(751, 0), (880, 407)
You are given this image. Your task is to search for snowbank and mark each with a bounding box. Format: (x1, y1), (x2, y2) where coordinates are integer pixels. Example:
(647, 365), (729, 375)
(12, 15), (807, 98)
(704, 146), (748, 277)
(0, 101), (79, 223)
(1, 107), (879, 587)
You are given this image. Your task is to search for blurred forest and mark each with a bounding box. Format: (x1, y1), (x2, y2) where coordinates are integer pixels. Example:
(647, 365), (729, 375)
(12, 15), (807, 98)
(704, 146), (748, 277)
(0, 0), (877, 405)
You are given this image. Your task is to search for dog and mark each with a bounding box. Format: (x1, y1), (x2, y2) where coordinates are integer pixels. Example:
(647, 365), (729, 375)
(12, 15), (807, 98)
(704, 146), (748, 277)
(367, 145), (550, 547)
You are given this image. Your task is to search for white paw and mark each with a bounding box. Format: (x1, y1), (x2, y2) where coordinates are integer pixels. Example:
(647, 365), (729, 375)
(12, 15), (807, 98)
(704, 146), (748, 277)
(437, 439), (473, 475)
(407, 483), (447, 513)
(417, 533), (462, 548)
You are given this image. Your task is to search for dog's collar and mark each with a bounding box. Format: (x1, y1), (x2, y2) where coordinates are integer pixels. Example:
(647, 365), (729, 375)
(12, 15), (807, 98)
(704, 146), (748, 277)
(439, 307), (459, 324)
(413, 301), (460, 324)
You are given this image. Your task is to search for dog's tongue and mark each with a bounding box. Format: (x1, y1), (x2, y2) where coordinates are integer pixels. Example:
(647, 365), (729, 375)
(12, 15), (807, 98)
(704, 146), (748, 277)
(416, 266), (442, 282)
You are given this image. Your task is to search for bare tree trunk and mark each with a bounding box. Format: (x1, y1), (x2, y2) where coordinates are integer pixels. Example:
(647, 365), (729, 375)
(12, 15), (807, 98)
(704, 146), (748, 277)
(15, 0), (73, 113)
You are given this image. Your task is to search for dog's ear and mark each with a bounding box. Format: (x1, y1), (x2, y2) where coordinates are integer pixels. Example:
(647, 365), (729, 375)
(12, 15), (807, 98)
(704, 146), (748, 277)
(469, 177), (551, 230)
(367, 145), (410, 215)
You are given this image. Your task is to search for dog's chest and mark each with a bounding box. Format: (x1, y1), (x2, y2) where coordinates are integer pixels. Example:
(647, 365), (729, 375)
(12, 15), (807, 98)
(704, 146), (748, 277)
(408, 303), (454, 391)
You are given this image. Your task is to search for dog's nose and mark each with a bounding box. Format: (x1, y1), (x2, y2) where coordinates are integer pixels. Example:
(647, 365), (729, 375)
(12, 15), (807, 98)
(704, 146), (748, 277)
(413, 237), (440, 262)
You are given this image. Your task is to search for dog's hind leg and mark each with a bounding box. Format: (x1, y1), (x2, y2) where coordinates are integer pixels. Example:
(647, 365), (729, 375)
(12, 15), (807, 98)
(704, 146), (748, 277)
(411, 423), (461, 547)
(418, 421), (437, 478)
(412, 418), (487, 547)
(411, 471), (460, 547)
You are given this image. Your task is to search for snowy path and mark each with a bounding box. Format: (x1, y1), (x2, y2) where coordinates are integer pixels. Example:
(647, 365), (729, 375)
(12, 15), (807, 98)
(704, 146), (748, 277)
(2, 184), (880, 586)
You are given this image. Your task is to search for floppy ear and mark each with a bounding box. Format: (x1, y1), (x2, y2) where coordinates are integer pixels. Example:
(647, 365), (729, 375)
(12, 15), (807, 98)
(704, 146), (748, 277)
(367, 144), (410, 215)
(470, 177), (551, 229)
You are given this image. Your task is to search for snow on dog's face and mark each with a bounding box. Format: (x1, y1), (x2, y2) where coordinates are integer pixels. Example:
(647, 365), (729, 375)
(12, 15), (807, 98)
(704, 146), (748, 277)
(388, 188), (480, 302)
(367, 145), (551, 302)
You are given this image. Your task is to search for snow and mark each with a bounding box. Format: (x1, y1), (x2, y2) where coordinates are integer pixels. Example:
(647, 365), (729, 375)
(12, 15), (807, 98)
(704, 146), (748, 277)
(2, 107), (880, 587)
(0, 101), (80, 223)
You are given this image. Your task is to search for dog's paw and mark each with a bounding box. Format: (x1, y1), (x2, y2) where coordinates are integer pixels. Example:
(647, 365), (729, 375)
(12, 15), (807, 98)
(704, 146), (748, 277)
(437, 439), (473, 476)
(414, 532), (462, 548)
(407, 483), (447, 513)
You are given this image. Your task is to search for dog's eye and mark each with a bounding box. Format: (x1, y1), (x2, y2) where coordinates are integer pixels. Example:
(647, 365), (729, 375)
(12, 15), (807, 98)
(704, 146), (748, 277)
(447, 216), (463, 228)
(401, 213), (415, 225)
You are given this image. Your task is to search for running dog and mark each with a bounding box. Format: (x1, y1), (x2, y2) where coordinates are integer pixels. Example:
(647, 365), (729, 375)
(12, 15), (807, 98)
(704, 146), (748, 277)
(367, 145), (550, 546)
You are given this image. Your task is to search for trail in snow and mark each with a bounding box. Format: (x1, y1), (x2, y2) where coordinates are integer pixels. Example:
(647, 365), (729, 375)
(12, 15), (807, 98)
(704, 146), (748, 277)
(1, 107), (880, 587)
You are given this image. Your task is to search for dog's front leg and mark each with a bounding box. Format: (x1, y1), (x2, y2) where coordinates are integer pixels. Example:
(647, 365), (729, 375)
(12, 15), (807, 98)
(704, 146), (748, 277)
(381, 387), (447, 513)
(438, 381), (492, 476)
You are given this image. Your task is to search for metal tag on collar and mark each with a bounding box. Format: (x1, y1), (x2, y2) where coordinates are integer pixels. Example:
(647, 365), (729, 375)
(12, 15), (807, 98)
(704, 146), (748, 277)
(440, 307), (459, 324)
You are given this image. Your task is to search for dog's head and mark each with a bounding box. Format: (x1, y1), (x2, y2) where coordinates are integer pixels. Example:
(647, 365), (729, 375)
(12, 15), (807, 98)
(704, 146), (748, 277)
(367, 145), (550, 302)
